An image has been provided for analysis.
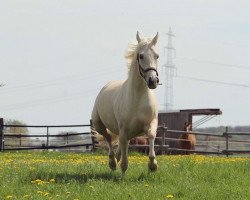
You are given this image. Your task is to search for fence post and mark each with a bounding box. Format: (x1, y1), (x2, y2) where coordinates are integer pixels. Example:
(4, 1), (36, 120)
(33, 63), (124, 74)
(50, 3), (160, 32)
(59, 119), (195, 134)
(90, 119), (96, 151)
(66, 132), (69, 152)
(225, 126), (229, 157)
(19, 134), (22, 147)
(46, 127), (49, 150)
(161, 123), (166, 154)
(66, 132), (69, 145)
(0, 118), (3, 152)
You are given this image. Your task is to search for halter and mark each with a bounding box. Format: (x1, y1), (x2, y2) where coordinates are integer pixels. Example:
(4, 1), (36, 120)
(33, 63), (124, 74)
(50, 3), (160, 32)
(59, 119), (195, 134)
(137, 54), (158, 78)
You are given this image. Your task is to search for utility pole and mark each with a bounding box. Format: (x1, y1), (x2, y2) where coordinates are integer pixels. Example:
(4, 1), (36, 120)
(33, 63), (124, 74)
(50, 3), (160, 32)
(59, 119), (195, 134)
(163, 27), (176, 111)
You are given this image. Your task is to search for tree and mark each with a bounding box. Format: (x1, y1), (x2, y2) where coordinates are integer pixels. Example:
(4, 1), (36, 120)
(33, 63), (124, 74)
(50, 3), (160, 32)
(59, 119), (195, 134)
(50, 131), (90, 152)
(4, 119), (29, 147)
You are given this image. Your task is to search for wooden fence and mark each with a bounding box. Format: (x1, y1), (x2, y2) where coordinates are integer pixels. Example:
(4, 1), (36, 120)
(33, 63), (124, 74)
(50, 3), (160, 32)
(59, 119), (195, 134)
(155, 125), (250, 156)
(0, 119), (96, 152)
(0, 118), (249, 156)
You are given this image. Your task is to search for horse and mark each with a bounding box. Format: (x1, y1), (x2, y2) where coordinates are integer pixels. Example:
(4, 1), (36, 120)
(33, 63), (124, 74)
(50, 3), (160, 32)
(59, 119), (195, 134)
(91, 32), (159, 174)
(178, 123), (196, 154)
(130, 136), (149, 154)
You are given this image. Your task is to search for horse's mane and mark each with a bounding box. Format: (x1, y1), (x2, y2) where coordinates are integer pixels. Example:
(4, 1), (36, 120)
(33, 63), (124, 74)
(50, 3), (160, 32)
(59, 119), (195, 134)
(125, 37), (152, 71)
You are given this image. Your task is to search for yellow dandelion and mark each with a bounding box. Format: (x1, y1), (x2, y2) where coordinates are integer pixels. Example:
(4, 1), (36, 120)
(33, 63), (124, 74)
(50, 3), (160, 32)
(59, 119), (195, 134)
(23, 194), (29, 198)
(166, 194), (174, 198)
(144, 184), (149, 187)
(66, 192), (71, 195)
(56, 194), (60, 197)
(6, 196), (13, 199)
(37, 181), (45, 185)
(44, 192), (49, 197)
(49, 179), (55, 183)
(37, 191), (43, 195)
(89, 185), (94, 189)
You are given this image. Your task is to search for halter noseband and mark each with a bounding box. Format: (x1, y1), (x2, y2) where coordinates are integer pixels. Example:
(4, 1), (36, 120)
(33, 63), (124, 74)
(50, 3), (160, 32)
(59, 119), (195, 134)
(137, 54), (158, 78)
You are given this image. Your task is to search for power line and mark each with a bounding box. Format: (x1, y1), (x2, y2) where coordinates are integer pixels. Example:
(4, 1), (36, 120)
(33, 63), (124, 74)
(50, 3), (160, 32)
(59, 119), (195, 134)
(0, 67), (121, 94)
(177, 57), (250, 70)
(178, 36), (250, 49)
(0, 88), (98, 112)
(177, 75), (250, 88)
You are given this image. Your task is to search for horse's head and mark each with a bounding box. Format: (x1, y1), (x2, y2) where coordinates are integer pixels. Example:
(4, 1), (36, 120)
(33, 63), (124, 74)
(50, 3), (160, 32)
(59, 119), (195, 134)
(136, 32), (159, 89)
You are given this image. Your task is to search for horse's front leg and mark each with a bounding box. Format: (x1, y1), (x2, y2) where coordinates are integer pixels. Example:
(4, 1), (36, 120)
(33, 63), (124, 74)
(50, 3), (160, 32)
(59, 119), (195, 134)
(119, 131), (129, 174)
(147, 122), (158, 172)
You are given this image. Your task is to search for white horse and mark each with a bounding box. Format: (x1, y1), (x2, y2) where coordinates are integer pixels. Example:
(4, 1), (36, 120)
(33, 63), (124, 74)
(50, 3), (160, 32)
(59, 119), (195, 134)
(91, 32), (159, 174)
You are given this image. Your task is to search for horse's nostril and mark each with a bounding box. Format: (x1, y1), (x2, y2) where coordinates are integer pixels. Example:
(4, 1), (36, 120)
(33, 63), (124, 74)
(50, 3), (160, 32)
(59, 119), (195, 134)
(149, 77), (154, 85)
(156, 77), (159, 83)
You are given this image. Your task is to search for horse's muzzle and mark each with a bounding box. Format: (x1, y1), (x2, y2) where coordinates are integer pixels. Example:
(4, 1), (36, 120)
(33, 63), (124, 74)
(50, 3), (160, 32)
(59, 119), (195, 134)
(148, 76), (159, 89)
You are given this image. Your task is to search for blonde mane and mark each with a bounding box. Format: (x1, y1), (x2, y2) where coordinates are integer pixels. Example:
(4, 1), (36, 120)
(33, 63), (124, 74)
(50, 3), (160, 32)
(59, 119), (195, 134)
(125, 38), (153, 71)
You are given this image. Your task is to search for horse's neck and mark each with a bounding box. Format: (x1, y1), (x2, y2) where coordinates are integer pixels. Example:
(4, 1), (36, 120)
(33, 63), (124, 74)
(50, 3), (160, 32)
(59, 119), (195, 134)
(127, 61), (149, 100)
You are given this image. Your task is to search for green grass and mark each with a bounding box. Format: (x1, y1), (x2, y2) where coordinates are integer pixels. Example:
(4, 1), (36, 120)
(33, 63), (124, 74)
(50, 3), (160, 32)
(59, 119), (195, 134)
(0, 151), (249, 200)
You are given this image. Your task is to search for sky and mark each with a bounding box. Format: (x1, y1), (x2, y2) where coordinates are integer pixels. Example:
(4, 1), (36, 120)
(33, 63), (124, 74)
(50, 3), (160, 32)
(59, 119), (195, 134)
(0, 0), (250, 128)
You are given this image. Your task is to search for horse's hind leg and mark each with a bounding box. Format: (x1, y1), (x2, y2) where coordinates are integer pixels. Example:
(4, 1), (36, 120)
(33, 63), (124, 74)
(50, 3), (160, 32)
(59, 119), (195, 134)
(93, 120), (117, 171)
(115, 145), (121, 163)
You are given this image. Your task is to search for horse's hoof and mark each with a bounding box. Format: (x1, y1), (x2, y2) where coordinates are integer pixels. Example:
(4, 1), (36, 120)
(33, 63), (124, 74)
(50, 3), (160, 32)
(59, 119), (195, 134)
(115, 154), (121, 163)
(148, 160), (158, 172)
(109, 158), (117, 171)
(121, 162), (128, 174)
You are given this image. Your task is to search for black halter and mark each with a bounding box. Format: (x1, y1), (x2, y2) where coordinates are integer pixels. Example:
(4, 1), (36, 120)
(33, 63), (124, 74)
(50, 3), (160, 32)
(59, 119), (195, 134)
(137, 54), (158, 78)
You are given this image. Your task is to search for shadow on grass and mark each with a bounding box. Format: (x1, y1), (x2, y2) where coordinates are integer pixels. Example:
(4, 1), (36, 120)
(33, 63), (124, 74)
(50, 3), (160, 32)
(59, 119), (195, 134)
(26, 170), (157, 185)
(28, 171), (123, 184)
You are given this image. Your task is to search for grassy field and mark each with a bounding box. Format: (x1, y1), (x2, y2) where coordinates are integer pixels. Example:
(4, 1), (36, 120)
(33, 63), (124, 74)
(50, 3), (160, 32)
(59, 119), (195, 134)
(0, 151), (249, 200)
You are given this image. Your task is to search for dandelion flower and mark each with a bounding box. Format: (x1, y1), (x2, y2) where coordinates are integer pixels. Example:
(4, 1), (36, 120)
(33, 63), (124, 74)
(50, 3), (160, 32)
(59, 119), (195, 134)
(6, 196), (13, 199)
(166, 194), (174, 198)
(144, 184), (149, 187)
(49, 179), (55, 183)
(37, 191), (43, 195)
(89, 186), (94, 189)
(44, 192), (49, 197)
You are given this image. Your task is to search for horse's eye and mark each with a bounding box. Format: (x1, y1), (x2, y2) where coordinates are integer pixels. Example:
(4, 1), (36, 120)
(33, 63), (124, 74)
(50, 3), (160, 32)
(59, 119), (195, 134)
(139, 54), (144, 59)
(156, 55), (159, 59)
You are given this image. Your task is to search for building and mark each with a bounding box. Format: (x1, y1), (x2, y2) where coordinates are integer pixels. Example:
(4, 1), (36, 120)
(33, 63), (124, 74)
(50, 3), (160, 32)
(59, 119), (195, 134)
(157, 108), (222, 148)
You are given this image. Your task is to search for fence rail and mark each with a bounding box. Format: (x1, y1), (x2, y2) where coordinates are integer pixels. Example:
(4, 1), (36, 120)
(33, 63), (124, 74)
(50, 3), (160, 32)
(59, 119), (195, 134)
(159, 126), (250, 156)
(0, 119), (94, 152)
(0, 118), (250, 155)
(4, 132), (91, 138)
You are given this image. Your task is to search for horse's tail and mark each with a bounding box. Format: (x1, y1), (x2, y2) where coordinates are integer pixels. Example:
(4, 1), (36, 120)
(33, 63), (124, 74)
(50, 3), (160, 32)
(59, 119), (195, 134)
(91, 128), (119, 148)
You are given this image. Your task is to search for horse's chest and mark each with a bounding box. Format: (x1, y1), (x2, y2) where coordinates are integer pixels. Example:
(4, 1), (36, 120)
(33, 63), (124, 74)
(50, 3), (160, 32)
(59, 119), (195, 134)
(125, 113), (153, 137)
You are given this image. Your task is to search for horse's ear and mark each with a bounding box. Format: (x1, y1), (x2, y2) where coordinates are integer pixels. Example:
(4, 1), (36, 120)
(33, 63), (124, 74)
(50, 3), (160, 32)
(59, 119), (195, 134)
(150, 32), (159, 46)
(136, 31), (141, 43)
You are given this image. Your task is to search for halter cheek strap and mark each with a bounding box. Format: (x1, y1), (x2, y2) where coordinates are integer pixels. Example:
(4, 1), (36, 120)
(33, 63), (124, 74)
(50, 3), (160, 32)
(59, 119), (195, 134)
(137, 54), (158, 78)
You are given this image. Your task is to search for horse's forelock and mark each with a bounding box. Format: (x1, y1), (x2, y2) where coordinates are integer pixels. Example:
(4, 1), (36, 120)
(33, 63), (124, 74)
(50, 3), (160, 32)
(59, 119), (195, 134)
(125, 38), (151, 71)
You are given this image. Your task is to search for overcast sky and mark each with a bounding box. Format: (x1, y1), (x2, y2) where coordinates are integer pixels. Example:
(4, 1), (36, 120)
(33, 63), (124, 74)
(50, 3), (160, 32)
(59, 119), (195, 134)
(0, 0), (250, 128)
